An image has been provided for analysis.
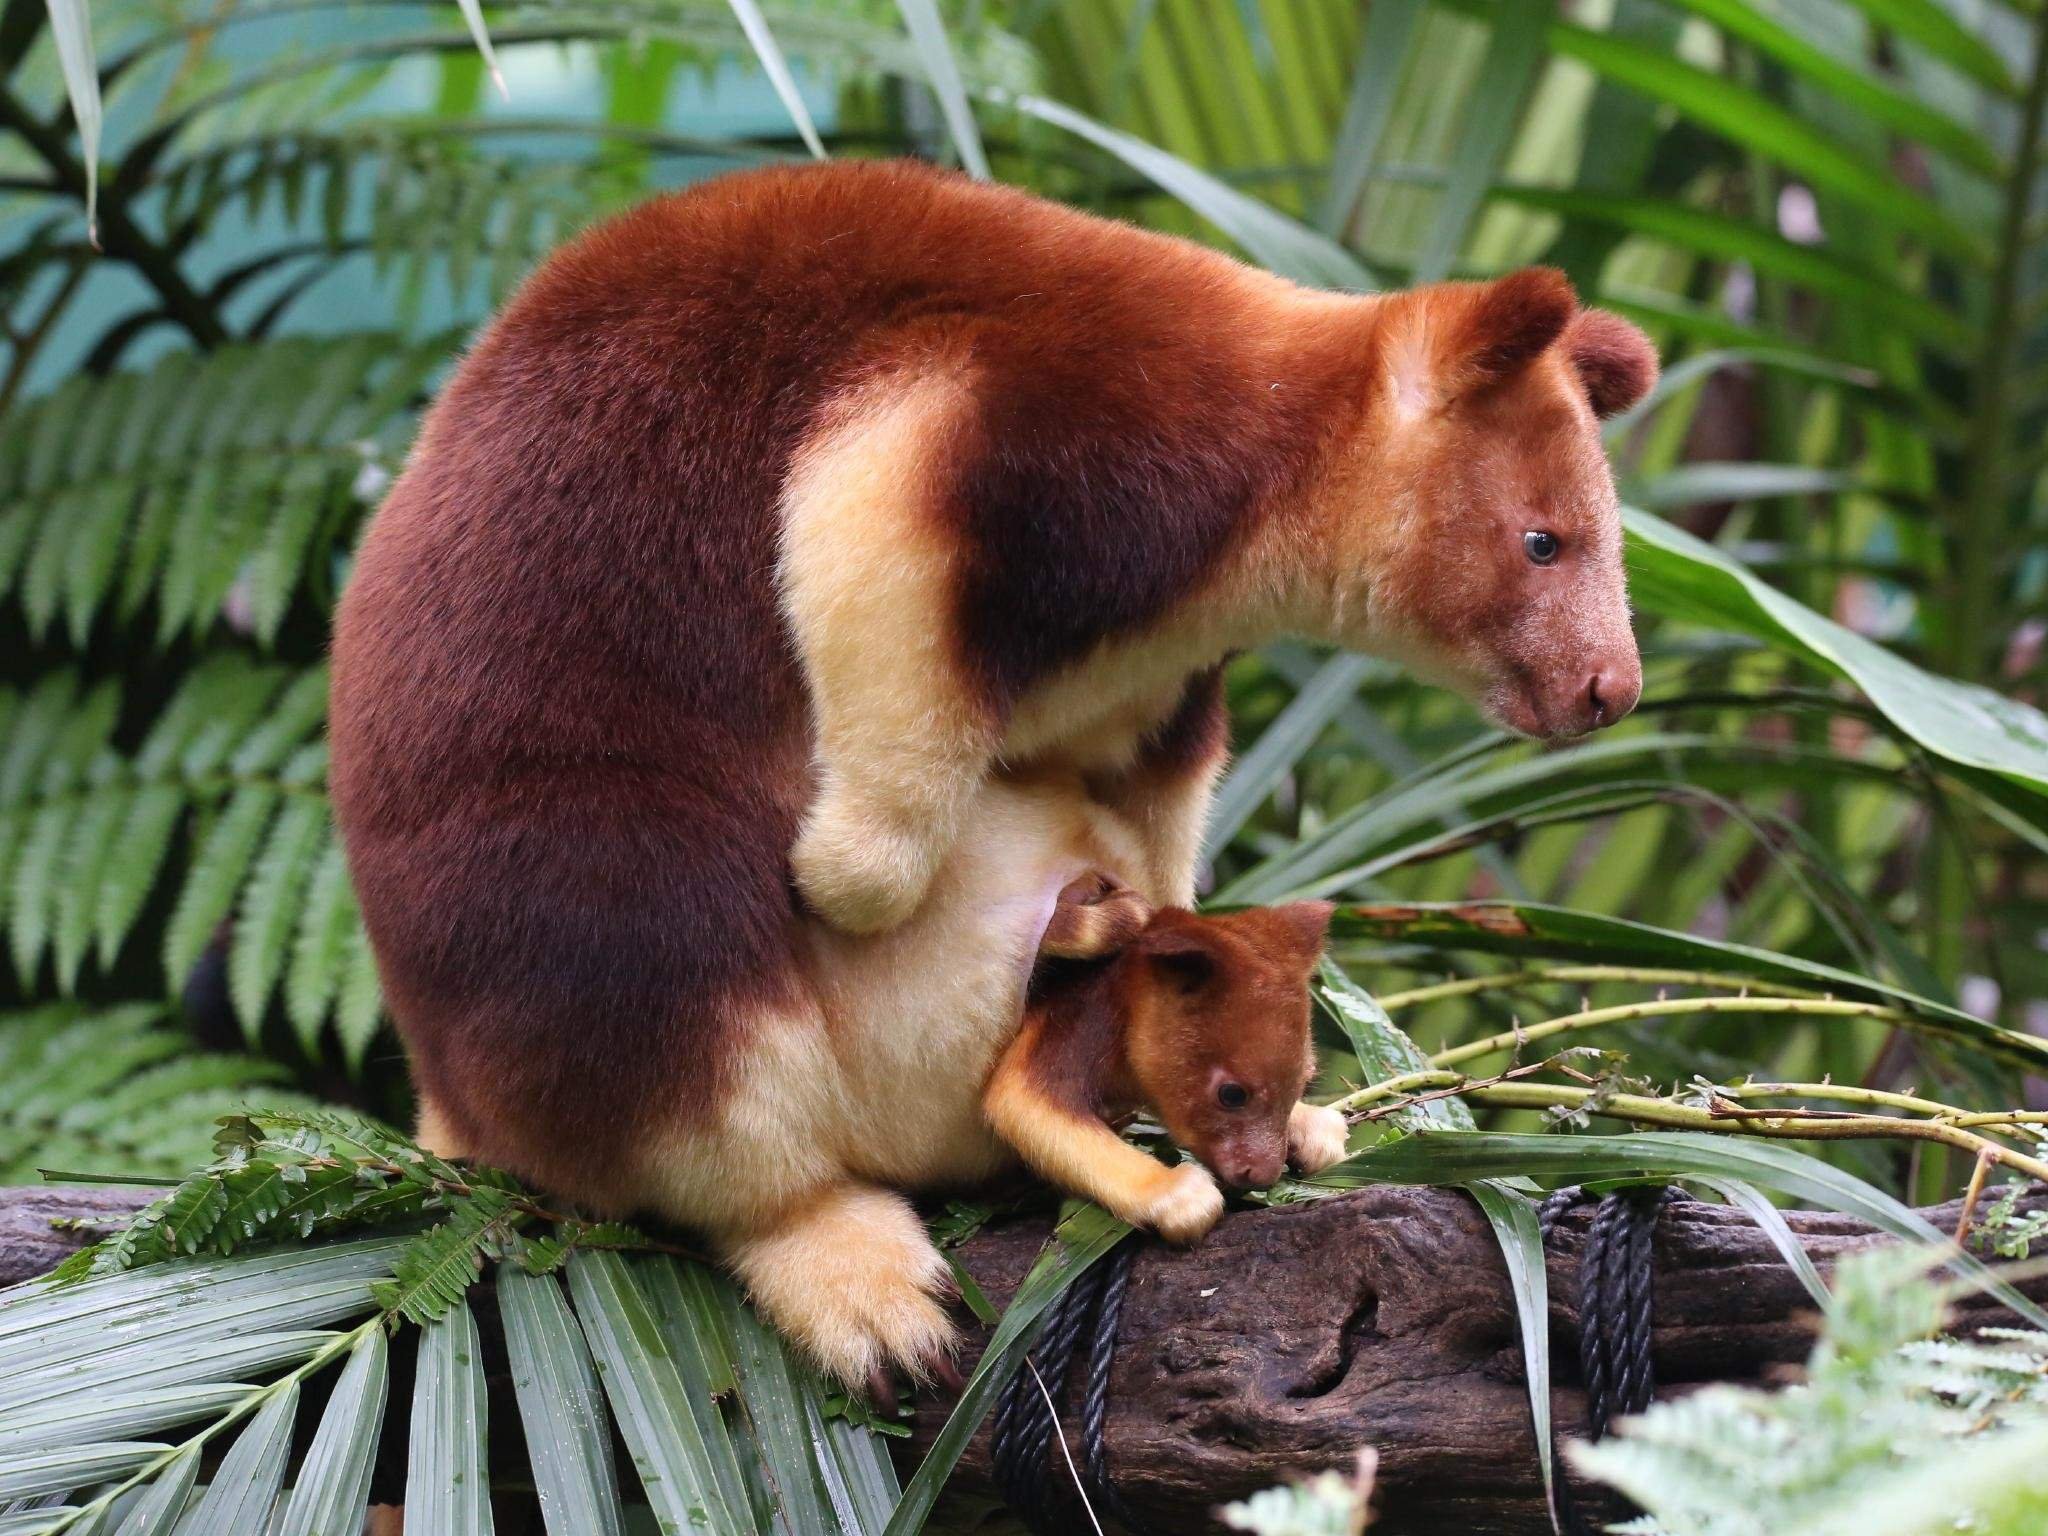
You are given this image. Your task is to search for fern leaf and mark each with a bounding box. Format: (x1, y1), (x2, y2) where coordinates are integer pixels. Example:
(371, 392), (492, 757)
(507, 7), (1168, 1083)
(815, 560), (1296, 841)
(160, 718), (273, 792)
(230, 796), (328, 1034)
(19, 484), (76, 639)
(371, 1190), (516, 1325)
(286, 838), (355, 1049)
(335, 921), (385, 1070)
(94, 784), (186, 971)
(154, 458), (229, 644)
(0, 672), (76, 807)
(53, 781), (130, 991)
(61, 478), (136, 646)
(10, 801), (76, 987)
(118, 480), (181, 623)
(243, 458), (332, 643)
(163, 785), (280, 988)
(227, 666), (328, 776)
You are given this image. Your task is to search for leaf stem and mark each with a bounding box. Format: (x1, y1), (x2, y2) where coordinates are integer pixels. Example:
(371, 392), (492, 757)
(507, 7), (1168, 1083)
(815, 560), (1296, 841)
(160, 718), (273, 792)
(1374, 965), (1821, 1012)
(1429, 995), (1903, 1070)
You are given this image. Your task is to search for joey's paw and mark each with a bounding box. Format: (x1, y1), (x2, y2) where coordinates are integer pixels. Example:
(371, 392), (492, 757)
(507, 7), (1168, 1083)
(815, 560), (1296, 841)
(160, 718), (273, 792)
(1039, 873), (1155, 960)
(1288, 1102), (1351, 1175)
(1138, 1163), (1225, 1245)
(791, 793), (934, 934)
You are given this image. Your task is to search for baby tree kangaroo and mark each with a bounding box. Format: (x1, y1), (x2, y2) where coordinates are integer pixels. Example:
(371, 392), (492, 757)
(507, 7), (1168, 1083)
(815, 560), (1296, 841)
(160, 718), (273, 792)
(986, 877), (1345, 1248)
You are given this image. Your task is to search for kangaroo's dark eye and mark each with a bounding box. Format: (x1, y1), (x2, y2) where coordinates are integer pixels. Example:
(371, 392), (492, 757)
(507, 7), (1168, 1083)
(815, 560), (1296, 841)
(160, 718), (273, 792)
(1216, 1082), (1250, 1110)
(1524, 530), (1561, 565)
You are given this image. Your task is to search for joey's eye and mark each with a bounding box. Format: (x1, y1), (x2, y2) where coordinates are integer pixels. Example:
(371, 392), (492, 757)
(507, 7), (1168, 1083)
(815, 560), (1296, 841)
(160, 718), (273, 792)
(1524, 530), (1561, 566)
(1216, 1082), (1250, 1110)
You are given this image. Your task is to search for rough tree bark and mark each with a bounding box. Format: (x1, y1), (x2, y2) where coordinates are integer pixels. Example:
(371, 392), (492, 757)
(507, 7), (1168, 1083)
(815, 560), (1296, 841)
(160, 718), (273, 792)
(2, 1184), (2038, 1535)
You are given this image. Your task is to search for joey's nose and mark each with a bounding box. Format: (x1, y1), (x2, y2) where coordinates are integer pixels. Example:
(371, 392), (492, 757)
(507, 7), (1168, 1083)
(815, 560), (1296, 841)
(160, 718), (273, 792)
(1222, 1153), (1287, 1192)
(1585, 658), (1641, 730)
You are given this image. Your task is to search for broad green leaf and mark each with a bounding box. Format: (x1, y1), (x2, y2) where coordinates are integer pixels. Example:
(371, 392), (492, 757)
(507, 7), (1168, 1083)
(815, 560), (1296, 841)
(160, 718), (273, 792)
(1317, 956), (1470, 1131)
(1626, 509), (2048, 795)
(497, 1267), (625, 1536)
(1312, 1129), (2048, 1330)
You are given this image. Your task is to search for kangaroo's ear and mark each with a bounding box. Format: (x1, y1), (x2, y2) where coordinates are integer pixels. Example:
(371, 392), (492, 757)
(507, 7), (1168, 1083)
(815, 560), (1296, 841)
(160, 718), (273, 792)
(1393, 268), (1577, 411)
(1456, 267), (1578, 393)
(1564, 307), (1660, 418)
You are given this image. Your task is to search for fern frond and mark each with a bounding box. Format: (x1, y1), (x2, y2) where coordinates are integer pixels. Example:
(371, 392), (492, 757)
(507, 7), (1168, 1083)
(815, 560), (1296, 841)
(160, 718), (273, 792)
(370, 1191), (518, 1326)
(0, 663), (380, 1059)
(0, 336), (440, 645)
(0, 1003), (297, 1182)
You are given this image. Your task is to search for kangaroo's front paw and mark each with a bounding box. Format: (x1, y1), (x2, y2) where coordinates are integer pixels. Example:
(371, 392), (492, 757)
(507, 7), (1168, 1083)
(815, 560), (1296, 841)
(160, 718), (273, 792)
(791, 790), (935, 935)
(1136, 1163), (1225, 1245)
(1287, 1102), (1351, 1175)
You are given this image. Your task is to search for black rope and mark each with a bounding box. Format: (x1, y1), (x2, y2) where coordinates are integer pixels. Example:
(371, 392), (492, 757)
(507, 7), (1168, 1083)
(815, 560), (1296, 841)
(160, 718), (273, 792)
(990, 1233), (1153, 1536)
(1538, 1184), (1686, 1536)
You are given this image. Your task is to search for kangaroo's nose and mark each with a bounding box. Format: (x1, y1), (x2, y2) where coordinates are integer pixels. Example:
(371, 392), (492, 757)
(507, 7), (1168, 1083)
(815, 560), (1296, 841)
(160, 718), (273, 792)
(1586, 658), (1642, 729)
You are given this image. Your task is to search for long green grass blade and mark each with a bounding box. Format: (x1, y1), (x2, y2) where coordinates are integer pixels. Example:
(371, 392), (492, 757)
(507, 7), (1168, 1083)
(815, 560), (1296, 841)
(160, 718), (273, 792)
(176, 1382), (297, 1535)
(109, 1444), (198, 1536)
(565, 1252), (743, 1535)
(1322, 900), (2045, 1071)
(883, 1203), (1128, 1536)
(1004, 94), (1376, 291)
(498, 1267), (624, 1536)
(895, 0), (989, 179)
(1413, 0), (1547, 283)
(724, 0), (828, 159)
(276, 1327), (386, 1536)
(43, 0), (101, 239)
(1466, 1182), (1553, 1521)
(1316, 0), (1423, 236)
(1313, 1129), (2048, 1329)
(406, 1298), (494, 1536)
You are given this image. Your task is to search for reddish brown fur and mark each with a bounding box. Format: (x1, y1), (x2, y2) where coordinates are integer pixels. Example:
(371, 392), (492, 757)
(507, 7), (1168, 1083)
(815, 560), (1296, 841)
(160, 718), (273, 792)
(328, 160), (1652, 1208)
(1017, 901), (1332, 1190)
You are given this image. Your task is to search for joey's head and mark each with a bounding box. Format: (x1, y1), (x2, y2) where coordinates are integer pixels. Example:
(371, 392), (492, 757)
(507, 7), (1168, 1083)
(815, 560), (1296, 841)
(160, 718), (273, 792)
(1319, 268), (1657, 741)
(1117, 902), (1334, 1192)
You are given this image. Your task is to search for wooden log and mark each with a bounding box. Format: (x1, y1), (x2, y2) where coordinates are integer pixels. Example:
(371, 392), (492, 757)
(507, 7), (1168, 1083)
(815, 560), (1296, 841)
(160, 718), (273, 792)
(2, 1183), (2038, 1534)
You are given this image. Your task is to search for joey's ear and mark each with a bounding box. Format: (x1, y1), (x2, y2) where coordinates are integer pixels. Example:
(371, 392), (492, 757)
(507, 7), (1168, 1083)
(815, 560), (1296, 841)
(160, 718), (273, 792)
(1137, 925), (1218, 991)
(1564, 308), (1659, 418)
(1272, 900), (1335, 964)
